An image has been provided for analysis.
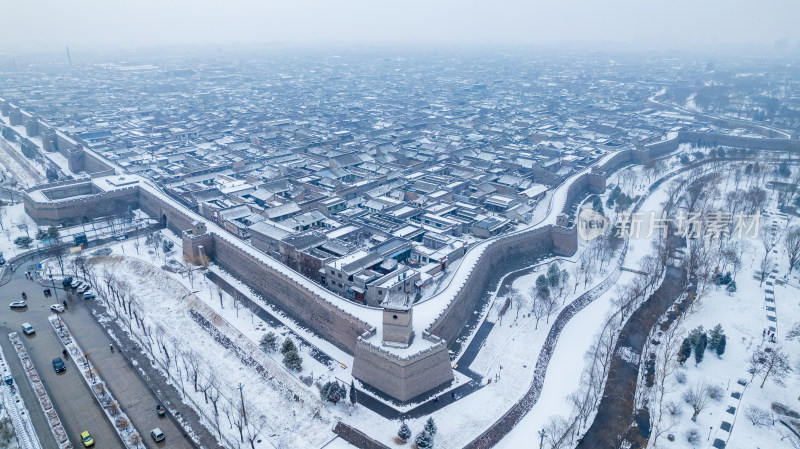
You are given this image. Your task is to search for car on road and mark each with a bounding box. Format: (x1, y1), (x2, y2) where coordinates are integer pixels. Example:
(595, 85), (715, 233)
(113, 234), (128, 241)
(77, 284), (90, 294)
(150, 428), (165, 442)
(50, 304), (65, 313)
(52, 357), (66, 373)
(9, 301), (27, 309)
(83, 292), (96, 300)
(70, 279), (83, 289)
(62, 277), (73, 287)
(80, 430), (94, 447)
(21, 323), (34, 335)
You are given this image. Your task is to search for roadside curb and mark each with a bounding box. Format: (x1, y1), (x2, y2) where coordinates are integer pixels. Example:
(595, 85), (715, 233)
(48, 315), (140, 448)
(8, 332), (71, 449)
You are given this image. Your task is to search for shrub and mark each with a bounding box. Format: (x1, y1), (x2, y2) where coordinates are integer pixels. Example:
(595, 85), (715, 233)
(14, 236), (33, 248)
(744, 406), (772, 426)
(685, 428), (701, 445)
(706, 385), (725, 401)
(675, 371), (687, 384)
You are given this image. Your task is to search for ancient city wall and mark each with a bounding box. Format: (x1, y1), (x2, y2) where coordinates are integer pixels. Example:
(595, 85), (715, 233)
(138, 187), (198, 236)
(352, 331), (454, 402)
(23, 185), (139, 226)
(211, 236), (372, 354)
(426, 225), (556, 346)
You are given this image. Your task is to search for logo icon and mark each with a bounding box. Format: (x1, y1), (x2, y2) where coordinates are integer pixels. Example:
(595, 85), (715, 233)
(577, 208), (607, 241)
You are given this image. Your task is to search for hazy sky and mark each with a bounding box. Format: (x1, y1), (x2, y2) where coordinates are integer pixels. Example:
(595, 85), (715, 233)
(2, 0), (799, 53)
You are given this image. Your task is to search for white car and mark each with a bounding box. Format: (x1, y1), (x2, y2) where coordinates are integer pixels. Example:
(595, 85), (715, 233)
(50, 304), (65, 313)
(70, 279), (83, 289)
(21, 323), (35, 335)
(77, 284), (90, 294)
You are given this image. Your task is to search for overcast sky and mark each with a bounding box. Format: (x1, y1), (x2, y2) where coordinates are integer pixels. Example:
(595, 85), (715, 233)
(2, 0), (798, 53)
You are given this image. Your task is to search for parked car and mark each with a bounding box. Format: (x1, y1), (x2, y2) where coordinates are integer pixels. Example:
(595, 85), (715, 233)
(21, 323), (34, 335)
(50, 304), (65, 313)
(92, 248), (112, 256)
(70, 279), (83, 289)
(52, 357), (66, 373)
(113, 234), (128, 241)
(62, 277), (73, 287)
(80, 430), (94, 447)
(150, 428), (165, 442)
(83, 292), (96, 300)
(77, 284), (90, 294)
(9, 301), (27, 309)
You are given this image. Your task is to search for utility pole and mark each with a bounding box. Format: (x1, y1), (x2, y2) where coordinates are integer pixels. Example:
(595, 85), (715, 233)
(239, 383), (247, 426)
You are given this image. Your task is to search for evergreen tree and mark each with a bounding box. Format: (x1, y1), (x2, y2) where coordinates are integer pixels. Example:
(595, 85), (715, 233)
(726, 281), (737, 293)
(535, 274), (548, 290)
(320, 381), (331, 401)
(281, 337), (297, 355)
(415, 431), (434, 449)
(282, 348), (303, 372)
(397, 423), (411, 442)
(424, 417), (437, 436)
(708, 324), (724, 351)
(694, 333), (707, 365)
(716, 335), (726, 358)
(349, 380), (357, 406)
(678, 338), (692, 365)
(47, 225), (60, 240)
(688, 326), (705, 346)
(547, 264), (561, 287)
(326, 381), (343, 404)
(259, 332), (278, 352)
(592, 197), (604, 215)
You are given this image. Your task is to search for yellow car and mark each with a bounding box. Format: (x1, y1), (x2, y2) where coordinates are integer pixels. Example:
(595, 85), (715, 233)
(80, 431), (94, 447)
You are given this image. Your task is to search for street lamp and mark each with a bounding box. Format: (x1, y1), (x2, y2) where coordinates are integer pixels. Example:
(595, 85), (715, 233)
(539, 429), (546, 448)
(48, 267), (59, 302)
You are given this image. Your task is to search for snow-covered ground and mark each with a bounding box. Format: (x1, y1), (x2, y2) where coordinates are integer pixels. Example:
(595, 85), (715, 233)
(646, 206), (800, 449)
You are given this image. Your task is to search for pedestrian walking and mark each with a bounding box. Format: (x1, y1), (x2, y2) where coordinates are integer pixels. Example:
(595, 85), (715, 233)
(434, 396), (439, 404)
(451, 392), (455, 400)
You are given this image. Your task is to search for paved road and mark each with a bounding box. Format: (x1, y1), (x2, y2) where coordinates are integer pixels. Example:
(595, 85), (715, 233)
(61, 288), (193, 449)
(0, 271), (122, 448)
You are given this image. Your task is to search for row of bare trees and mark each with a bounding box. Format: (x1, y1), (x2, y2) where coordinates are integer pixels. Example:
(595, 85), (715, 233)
(79, 259), (274, 449)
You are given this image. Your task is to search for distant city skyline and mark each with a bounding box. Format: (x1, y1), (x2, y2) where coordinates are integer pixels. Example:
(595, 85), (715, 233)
(1, 0), (799, 53)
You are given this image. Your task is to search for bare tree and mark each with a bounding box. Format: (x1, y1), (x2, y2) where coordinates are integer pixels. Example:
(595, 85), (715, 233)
(543, 415), (570, 449)
(648, 318), (683, 447)
(216, 283), (225, 309)
(682, 381), (711, 422)
(749, 346), (793, 388)
(245, 415), (267, 449)
(785, 227), (800, 273)
(182, 260), (196, 288)
(759, 256), (772, 287)
(744, 406), (771, 426)
(528, 286), (547, 330)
